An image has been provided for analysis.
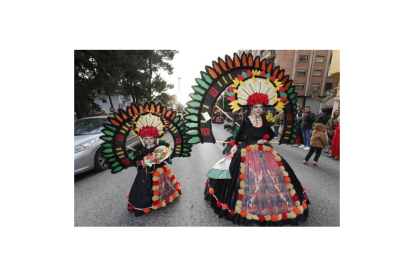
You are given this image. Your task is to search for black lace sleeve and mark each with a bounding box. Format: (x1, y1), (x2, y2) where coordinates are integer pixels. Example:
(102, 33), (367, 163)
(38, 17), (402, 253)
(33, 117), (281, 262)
(234, 119), (247, 144)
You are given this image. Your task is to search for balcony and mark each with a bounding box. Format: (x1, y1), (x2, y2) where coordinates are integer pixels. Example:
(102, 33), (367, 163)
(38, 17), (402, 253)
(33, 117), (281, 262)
(262, 50), (276, 60)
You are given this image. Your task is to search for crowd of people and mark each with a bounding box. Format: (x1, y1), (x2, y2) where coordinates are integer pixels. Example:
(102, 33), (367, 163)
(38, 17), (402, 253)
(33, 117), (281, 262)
(264, 106), (340, 164)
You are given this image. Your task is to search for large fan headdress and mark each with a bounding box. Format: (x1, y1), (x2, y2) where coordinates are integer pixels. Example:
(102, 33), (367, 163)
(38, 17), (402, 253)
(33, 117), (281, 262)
(184, 52), (298, 145)
(100, 101), (192, 173)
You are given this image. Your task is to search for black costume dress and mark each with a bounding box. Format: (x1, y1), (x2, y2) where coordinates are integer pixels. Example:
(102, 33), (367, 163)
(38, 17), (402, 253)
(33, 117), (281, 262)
(205, 115), (310, 226)
(127, 141), (181, 217)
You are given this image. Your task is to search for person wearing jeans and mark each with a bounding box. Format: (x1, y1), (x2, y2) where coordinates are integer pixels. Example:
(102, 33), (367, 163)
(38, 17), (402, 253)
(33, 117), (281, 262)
(303, 123), (329, 165)
(299, 106), (315, 151)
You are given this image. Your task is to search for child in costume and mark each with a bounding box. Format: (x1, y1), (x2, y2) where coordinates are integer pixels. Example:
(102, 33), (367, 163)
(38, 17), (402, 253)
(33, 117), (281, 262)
(303, 123), (329, 165)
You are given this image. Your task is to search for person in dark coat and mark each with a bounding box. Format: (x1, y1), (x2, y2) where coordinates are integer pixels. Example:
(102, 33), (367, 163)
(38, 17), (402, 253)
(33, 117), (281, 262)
(316, 108), (330, 125)
(299, 106), (315, 151)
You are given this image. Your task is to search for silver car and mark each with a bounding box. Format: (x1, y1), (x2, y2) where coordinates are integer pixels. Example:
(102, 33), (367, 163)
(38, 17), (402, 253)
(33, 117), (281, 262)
(74, 116), (139, 175)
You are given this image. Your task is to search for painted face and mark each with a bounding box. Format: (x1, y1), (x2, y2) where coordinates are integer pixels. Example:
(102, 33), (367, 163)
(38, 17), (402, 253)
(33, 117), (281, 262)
(144, 137), (155, 145)
(252, 104), (263, 115)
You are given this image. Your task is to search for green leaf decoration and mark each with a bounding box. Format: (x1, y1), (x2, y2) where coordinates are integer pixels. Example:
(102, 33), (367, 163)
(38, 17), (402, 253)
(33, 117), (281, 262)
(102, 148), (113, 153)
(112, 166), (123, 173)
(202, 72), (213, 84)
(280, 92), (287, 97)
(107, 158), (116, 163)
(173, 117), (180, 123)
(187, 101), (201, 108)
(184, 115), (198, 122)
(194, 86), (206, 95)
(290, 139), (295, 144)
(186, 129), (199, 135)
(181, 153), (190, 157)
(185, 122), (198, 128)
(288, 87), (295, 93)
(110, 162), (120, 168)
(292, 134), (297, 139)
(101, 143), (112, 148)
(106, 125), (117, 132)
(186, 108), (198, 114)
(242, 71), (247, 78)
(103, 153), (114, 158)
(188, 136), (201, 144)
(196, 78), (209, 90)
(266, 73), (270, 78)
(100, 136), (113, 141)
(226, 92), (235, 96)
(291, 99), (297, 104)
(182, 148), (191, 152)
(177, 121), (184, 127)
(190, 93), (203, 101)
(289, 93), (296, 99)
(103, 130), (114, 136)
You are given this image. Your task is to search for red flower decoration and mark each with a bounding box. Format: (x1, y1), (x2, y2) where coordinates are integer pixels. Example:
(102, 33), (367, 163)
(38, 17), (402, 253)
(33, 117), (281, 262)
(138, 126), (160, 137)
(230, 210), (235, 216)
(263, 135), (270, 140)
(292, 195), (299, 201)
(216, 201), (222, 207)
(282, 213), (288, 220)
(128, 205), (134, 211)
(241, 156), (246, 162)
(246, 93), (270, 106)
(230, 140), (236, 147)
(258, 145), (263, 151)
(238, 194), (243, 200)
(259, 216), (265, 222)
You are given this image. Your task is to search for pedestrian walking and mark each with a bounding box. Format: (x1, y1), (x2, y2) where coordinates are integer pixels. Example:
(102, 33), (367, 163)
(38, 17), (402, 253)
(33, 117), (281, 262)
(325, 109), (340, 154)
(329, 115), (340, 160)
(303, 123), (329, 166)
(299, 106), (316, 151)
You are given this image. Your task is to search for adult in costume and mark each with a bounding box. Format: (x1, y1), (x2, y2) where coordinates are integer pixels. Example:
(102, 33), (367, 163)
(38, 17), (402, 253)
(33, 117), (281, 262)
(184, 52), (310, 226)
(100, 102), (193, 217)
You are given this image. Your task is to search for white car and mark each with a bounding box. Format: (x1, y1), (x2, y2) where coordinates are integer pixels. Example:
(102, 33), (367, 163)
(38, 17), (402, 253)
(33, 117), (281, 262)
(74, 116), (139, 175)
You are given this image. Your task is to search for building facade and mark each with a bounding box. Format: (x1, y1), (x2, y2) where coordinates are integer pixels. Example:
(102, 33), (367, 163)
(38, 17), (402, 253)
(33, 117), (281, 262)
(238, 50), (339, 115)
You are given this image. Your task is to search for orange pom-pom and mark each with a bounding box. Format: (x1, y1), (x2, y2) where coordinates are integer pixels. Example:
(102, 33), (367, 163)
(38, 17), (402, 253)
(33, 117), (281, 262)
(126, 193), (129, 198)
(271, 215), (278, 222)
(209, 188), (214, 195)
(166, 170), (172, 175)
(269, 148), (273, 153)
(158, 203), (162, 208)
(222, 204), (228, 210)
(302, 202), (308, 210)
(239, 174), (245, 180)
(240, 210), (247, 217)
(172, 193), (177, 199)
(293, 207), (301, 215)
(302, 185), (307, 191)
(284, 177), (291, 183)
(153, 190), (160, 196)
(143, 208), (150, 213)
(246, 146), (252, 152)
(153, 171), (160, 177)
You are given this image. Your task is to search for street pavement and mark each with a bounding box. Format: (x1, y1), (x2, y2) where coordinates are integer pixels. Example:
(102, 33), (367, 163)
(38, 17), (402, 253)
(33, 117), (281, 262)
(75, 122), (340, 227)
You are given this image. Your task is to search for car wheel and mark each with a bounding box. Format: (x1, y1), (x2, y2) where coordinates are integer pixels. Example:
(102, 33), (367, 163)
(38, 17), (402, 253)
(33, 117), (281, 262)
(94, 147), (108, 172)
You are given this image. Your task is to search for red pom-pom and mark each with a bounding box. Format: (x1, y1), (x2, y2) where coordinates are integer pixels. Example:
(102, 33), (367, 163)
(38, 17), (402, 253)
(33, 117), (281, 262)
(305, 195), (309, 200)
(282, 213), (288, 220)
(241, 156), (246, 162)
(137, 161), (142, 166)
(263, 135), (270, 140)
(171, 175), (175, 180)
(128, 205), (134, 211)
(277, 161), (283, 166)
(259, 216), (265, 222)
(153, 181), (160, 186)
(152, 201), (160, 206)
(292, 195), (299, 201)
(230, 210), (235, 216)
(238, 194), (243, 200)
(205, 181), (209, 186)
(258, 145), (263, 151)
(247, 93), (270, 106)
(162, 166), (168, 172)
(177, 189), (181, 194)
(230, 140), (236, 147)
(165, 199), (169, 204)
(216, 201), (222, 207)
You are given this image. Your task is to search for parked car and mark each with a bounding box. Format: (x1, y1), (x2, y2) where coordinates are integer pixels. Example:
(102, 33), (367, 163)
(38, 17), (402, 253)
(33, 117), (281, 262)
(74, 116), (139, 175)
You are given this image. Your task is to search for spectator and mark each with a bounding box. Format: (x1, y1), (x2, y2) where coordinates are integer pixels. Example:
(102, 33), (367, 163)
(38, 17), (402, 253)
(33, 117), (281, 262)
(303, 123), (329, 166)
(325, 109), (340, 154)
(98, 108), (108, 116)
(329, 115), (340, 160)
(270, 111), (281, 139)
(316, 108), (330, 125)
(299, 106), (316, 151)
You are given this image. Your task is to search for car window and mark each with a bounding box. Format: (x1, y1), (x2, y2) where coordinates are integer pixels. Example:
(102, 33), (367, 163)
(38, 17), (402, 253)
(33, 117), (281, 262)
(75, 118), (107, 135)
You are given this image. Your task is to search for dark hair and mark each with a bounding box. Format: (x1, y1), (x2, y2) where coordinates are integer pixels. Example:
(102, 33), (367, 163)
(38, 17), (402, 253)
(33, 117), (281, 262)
(305, 106), (311, 109)
(321, 108), (327, 113)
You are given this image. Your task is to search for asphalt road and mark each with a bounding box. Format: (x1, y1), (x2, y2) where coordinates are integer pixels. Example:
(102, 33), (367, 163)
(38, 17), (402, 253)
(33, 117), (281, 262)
(75, 122), (340, 227)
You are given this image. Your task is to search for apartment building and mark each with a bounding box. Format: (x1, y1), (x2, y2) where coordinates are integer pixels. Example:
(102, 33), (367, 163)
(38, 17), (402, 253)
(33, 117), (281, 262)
(238, 50), (339, 113)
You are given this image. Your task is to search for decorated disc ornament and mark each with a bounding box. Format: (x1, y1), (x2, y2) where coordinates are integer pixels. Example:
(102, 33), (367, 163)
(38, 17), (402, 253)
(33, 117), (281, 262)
(184, 52), (298, 145)
(100, 101), (193, 174)
(143, 145), (172, 167)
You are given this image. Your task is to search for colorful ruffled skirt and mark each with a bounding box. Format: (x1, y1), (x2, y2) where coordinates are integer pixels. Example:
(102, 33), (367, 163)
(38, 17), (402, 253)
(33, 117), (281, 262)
(128, 163), (181, 217)
(205, 142), (310, 226)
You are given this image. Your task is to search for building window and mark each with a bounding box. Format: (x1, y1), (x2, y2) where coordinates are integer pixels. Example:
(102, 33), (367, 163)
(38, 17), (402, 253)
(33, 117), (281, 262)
(102, 98), (107, 103)
(299, 55), (308, 62)
(325, 82), (333, 91)
(296, 84), (304, 90)
(297, 70), (306, 77)
(313, 70), (322, 77)
(315, 56), (324, 62)
(311, 84), (320, 91)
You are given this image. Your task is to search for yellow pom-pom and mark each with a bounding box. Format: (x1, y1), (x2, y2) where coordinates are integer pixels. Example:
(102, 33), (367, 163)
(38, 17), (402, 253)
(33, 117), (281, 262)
(152, 196), (159, 201)
(238, 189), (245, 195)
(280, 166), (285, 171)
(152, 176), (159, 181)
(246, 213), (253, 220)
(275, 156), (281, 161)
(240, 181), (246, 188)
(290, 189), (296, 196)
(265, 215), (271, 221)
(283, 171), (289, 177)
(296, 201), (300, 207)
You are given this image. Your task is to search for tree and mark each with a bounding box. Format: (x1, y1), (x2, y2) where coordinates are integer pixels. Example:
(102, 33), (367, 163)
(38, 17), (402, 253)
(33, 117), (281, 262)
(311, 86), (340, 108)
